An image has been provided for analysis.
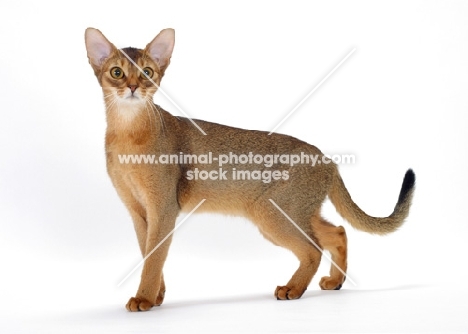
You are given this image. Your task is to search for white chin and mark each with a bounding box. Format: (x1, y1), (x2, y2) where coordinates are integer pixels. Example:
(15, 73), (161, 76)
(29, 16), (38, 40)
(125, 95), (142, 102)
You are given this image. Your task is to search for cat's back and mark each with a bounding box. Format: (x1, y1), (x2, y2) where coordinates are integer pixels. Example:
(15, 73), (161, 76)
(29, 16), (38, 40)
(174, 116), (323, 157)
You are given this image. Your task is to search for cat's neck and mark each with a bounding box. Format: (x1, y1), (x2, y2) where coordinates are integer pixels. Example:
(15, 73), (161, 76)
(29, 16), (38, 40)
(104, 99), (160, 146)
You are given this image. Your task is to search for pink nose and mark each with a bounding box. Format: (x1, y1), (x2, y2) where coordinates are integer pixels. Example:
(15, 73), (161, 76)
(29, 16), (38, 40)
(129, 85), (138, 93)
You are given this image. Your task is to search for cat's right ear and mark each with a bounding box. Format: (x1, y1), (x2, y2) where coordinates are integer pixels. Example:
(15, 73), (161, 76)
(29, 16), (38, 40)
(85, 28), (116, 73)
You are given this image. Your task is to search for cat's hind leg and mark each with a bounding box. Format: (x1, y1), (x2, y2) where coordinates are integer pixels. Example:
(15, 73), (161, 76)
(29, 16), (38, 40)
(311, 215), (348, 290)
(252, 209), (322, 300)
(274, 239), (322, 300)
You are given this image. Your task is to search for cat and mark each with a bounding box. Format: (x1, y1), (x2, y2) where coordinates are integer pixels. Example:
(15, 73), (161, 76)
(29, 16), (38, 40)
(85, 27), (415, 312)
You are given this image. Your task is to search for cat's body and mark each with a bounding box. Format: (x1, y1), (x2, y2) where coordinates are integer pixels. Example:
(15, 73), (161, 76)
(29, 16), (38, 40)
(85, 28), (415, 312)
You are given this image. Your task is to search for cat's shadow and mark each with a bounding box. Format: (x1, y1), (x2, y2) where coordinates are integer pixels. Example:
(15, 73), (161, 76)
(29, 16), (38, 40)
(162, 283), (427, 310)
(66, 284), (428, 322)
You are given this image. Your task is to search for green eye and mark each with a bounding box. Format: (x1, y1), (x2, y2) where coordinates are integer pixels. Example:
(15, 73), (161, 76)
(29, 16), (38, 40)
(110, 67), (124, 79)
(141, 67), (154, 79)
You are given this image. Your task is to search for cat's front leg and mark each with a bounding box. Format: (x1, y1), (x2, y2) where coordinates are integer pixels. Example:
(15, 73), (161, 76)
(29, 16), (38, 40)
(155, 273), (166, 306)
(126, 272), (166, 311)
(126, 204), (179, 312)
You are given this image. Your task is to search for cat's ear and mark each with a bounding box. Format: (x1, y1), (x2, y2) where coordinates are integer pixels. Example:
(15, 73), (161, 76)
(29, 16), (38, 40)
(85, 28), (116, 73)
(145, 29), (175, 74)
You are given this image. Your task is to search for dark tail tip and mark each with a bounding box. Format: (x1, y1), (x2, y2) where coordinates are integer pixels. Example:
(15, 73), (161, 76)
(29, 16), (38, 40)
(397, 169), (416, 205)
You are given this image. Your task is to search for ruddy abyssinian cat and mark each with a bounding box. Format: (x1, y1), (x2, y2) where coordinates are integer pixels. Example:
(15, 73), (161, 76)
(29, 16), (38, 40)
(85, 27), (415, 312)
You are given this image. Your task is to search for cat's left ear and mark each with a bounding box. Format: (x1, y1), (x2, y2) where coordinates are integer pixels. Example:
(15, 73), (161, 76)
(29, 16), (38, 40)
(145, 29), (175, 74)
(85, 28), (116, 73)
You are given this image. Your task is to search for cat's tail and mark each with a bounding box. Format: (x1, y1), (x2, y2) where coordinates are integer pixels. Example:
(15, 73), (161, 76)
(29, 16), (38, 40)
(328, 169), (415, 235)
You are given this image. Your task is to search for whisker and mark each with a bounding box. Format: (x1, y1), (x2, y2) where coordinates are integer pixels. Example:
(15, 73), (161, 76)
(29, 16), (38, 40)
(144, 99), (155, 130)
(142, 99), (152, 133)
(155, 104), (167, 135)
(149, 99), (167, 137)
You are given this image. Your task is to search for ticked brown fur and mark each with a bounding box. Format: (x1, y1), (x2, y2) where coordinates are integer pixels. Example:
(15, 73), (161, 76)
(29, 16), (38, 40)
(85, 28), (415, 312)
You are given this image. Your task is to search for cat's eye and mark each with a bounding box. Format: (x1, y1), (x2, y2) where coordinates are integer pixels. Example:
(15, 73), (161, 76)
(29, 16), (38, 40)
(110, 67), (124, 79)
(141, 67), (154, 79)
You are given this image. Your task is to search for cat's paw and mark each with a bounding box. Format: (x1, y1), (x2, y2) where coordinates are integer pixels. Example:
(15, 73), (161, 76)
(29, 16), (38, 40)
(319, 276), (344, 290)
(275, 285), (306, 300)
(126, 297), (153, 312)
(155, 289), (166, 306)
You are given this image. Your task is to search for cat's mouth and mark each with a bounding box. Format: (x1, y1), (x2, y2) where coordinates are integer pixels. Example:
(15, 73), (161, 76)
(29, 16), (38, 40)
(126, 95), (141, 100)
(122, 89), (142, 101)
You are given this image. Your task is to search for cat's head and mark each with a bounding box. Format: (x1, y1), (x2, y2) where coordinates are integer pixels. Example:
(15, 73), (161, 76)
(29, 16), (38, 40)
(85, 28), (174, 106)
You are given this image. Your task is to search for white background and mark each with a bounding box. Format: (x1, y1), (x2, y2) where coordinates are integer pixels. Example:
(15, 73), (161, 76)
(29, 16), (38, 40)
(1, 0), (468, 333)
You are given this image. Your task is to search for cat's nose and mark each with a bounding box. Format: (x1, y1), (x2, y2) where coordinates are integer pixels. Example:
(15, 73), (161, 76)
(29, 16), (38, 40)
(128, 85), (138, 93)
